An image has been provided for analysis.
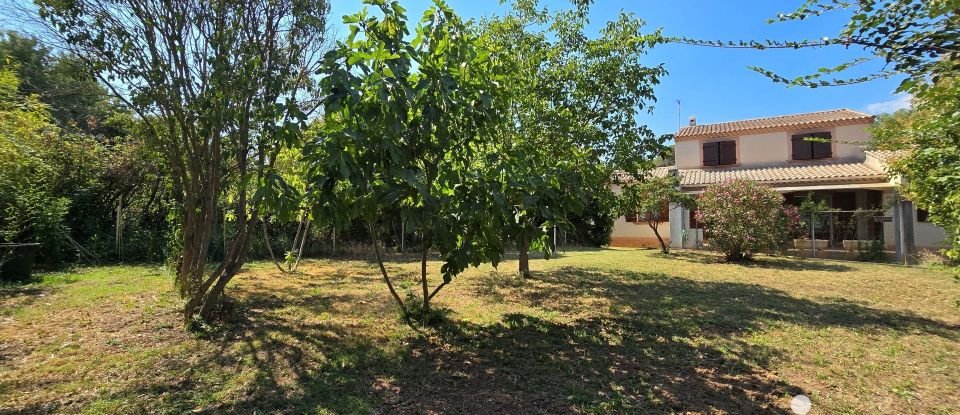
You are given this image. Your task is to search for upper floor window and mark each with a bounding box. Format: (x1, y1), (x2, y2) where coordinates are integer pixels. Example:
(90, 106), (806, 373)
(792, 132), (832, 160)
(703, 140), (736, 166)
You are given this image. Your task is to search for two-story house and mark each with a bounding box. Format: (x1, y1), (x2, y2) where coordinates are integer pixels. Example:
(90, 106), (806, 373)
(610, 109), (947, 261)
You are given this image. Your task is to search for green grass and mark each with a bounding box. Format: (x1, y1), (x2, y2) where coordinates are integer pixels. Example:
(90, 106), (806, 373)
(1, 249), (958, 414)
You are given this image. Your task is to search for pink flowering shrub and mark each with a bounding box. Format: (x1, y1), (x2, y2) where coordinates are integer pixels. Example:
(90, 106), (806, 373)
(695, 179), (794, 261)
(782, 204), (804, 239)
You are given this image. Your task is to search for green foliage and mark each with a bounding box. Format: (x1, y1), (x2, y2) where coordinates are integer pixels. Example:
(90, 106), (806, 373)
(484, 0), (668, 175)
(695, 179), (793, 261)
(38, 0), (331, 323)
(857, 239), (886, 262)
(870, 109), (916, 151)
(617, 175), (691, 253)
(481, 0), (666, 269)
(0, 32), (115, 132)
(568, 193), (617, 247)
(308, 0), (505, 314)
(884, 78), (960, 260)
(795, 192), (831, 238)
(0, 33), (171, 266)
(672, 0), (958, 90)
(0, 68), (69, 259)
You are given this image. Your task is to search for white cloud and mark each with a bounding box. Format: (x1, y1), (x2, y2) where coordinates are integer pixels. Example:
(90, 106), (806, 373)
(865, 93), (912, 114)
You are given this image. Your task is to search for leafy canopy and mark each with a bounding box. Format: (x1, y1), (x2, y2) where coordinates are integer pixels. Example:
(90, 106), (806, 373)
(479, 0), (667, 271)
(670, 0), (958, 91)
(617, 175), (691, 253)
(307, 0), (507, 313)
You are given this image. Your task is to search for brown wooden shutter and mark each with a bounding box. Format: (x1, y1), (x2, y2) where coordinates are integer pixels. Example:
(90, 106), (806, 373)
(718, 141), (737, 165)
(659, 203), (670, 221)
(811, 132), (832, 159)
(791, 134), (812, 160)
(702, 142), (719, 166)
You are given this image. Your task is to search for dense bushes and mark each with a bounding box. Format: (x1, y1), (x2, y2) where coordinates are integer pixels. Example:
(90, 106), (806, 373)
(695, 179), (797, 261)
(0, 68), (70, 263)
(1, 34), (172, 267)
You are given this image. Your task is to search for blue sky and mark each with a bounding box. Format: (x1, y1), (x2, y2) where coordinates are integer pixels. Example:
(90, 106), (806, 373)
(329, 0), (909, 137)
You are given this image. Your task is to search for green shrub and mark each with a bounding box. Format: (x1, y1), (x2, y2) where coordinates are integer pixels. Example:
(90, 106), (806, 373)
(694, 179), (793, 261)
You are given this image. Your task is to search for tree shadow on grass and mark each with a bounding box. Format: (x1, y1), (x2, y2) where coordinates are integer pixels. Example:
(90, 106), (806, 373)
(666, 250), (856, 272)
(22, 264), (957, 414)
(206, 267), (955, 413)
(205, 266), (956, 413)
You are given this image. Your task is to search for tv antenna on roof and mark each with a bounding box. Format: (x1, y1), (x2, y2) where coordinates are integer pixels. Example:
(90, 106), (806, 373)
(676, 99), (681, 131)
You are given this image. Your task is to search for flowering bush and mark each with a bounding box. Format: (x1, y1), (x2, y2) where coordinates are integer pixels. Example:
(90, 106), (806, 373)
(783, 204), (804, 239)
(695, 179), (794, 261)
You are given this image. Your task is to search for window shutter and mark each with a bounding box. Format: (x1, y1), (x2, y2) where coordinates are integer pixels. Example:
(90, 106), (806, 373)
(792, 134), (812, 160)
(702, 142), (718, 166)
(659, 203), (670, 221)
(718, 141), (737, 165)
(625, 213), (638, 223)
(811, 132), (832, 159)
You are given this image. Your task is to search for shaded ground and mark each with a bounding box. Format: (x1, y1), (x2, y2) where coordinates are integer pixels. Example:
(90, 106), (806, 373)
(0, 249), (958, 414)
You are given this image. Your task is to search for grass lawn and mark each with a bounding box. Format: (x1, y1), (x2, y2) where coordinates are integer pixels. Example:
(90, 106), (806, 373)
(1, 249), (958, 414)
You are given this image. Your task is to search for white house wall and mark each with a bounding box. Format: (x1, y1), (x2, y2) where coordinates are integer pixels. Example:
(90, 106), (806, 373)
(738, 131), (788, 167)
(833, 123), (873, 160)
(675, 122), (874, 170)
(675, 140), (700, 169)
(881, 190), (946, 250)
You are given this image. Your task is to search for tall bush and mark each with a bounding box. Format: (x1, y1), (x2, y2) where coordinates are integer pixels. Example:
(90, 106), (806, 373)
(695, 179), (793, 261)
(0, 68), (70, 262)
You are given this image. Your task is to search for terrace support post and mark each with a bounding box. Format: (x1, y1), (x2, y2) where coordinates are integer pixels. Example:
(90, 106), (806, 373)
(901, 200), (916, 265)
(893, 193), (903, 264)
(552, 226), (557, 256)
(855, 190), (870, 240)
(810, 212), (816, 258)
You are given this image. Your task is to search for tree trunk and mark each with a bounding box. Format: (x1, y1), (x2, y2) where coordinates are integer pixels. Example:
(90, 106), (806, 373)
(518, 237), (531, 278)
(420, 237), (430, 316)
(369, 222), (408, 316)
(261, 219), (285, 273)
(291, 217), (310, 272)
(178, 181), (220, 323)
(649, 221), (669, 254)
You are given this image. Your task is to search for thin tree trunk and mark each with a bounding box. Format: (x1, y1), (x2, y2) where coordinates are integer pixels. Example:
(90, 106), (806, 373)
(650, 221), (669, 254)
(291, 218), (310, 272)
(369, 222), (408, 315)
(288, 215), (306, 271)
(262, 219), (285, 273)
(420, 236), (430, 316)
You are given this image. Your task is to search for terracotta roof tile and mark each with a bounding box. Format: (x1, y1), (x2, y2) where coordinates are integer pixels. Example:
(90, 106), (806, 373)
(677, 161), (887, 188)
(865, 149), (909, 165)
(610, 167), (673, 183)
(677, 109), (874, 140)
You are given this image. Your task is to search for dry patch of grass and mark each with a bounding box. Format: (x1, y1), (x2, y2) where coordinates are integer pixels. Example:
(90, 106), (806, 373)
(0, 249), (958, 414)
